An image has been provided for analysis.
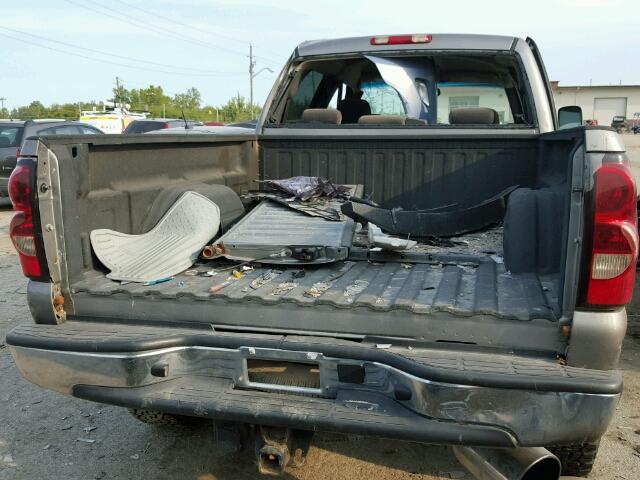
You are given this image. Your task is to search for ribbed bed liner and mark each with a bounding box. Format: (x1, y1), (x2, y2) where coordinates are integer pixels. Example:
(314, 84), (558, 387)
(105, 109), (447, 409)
(72, 257), (559, 321)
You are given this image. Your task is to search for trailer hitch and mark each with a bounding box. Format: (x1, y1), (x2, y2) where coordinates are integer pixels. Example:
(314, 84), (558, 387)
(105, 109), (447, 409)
(255, 426), (314, 475)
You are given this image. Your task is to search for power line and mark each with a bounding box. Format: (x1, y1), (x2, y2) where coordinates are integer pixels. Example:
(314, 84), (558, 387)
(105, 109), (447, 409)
(0, 25), (243, 75)
(66, 0), (281, 68)
(0, 30), (243, 77)
(111, 0), (287, 64)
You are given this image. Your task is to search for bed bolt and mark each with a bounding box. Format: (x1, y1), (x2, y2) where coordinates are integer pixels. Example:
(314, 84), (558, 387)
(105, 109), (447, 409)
(45, 224), (54, 232)
(39, 182), (50, 193)
(248, 347), (256, 356)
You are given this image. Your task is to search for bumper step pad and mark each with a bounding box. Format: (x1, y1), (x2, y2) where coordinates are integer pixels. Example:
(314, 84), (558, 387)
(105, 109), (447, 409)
(73, 376), (515, 446)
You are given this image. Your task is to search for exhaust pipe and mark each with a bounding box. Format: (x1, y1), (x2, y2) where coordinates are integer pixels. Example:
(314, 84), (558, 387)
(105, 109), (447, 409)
(452, 446), (561, 480)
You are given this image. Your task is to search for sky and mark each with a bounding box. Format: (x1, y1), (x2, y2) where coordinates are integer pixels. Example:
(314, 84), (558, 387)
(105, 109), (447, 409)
(1, 0), (639, 110)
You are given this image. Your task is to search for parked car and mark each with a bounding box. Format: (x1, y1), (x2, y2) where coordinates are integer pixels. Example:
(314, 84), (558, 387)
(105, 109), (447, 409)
(122, 118), (202, 134)
(147, 125), (254, 135)
(611, 115), (627, 133)
(228, 119), (257, 130)
(632, 124), (640, 134)
(5, 34), (636, 479)
(0, 119), (103, 198)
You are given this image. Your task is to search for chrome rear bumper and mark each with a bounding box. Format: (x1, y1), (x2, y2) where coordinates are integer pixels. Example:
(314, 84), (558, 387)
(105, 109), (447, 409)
(8, 321), (620, 448)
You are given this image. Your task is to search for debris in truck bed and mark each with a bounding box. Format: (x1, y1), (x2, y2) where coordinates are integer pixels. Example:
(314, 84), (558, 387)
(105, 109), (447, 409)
(201, 243), (227, 259)
(216, 200), (355, 264)
(250, 269), (282, 289)
(143, 276), (173, 286)
(367, 224), (417, 251)
(344, 280), (369, 297)
(244, 183), (363, 222)
(243, 192), (343, 221)
(209, 280), (233, 293)
(410, 226), (504, 257)
(341, 186), (517, 237)
(260, 176), (350, 201)
(271, 282), (297, 295)
(90, 191), (221, 283)
(304, 282), (332, 298)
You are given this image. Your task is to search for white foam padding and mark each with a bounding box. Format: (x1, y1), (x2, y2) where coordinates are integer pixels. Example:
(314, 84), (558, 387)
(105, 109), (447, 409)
(90, 191), (220, 283)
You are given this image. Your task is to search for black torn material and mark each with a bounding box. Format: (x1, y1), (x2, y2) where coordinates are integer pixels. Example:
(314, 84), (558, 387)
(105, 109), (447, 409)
(341, 186), (518, 238)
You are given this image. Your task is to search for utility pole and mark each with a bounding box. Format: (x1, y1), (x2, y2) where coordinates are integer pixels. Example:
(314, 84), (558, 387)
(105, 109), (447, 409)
(115, 76), (121, 106)
(0, 97), (6, 116)
(249, 43), (255, 117)
(248, 44), (274, 119)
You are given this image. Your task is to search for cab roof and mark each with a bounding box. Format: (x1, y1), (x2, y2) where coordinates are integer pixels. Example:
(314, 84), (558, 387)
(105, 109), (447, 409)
(296, 34), (518, 58)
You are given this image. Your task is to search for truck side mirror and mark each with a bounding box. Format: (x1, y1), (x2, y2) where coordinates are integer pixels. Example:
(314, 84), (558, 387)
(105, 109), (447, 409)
(558, 106), (583, 129)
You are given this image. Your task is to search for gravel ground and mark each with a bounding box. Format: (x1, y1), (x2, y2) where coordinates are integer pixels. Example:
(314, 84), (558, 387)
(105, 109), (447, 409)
(1, 136), (640, 479)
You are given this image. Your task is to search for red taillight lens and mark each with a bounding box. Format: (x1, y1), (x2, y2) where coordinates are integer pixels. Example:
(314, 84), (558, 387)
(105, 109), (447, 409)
(370, 34), (432, 45)
(8, 160), (46, 279)
(163, 122), (170, 129)
(8, 164), (33, 210)
(586, 161), (638, 306)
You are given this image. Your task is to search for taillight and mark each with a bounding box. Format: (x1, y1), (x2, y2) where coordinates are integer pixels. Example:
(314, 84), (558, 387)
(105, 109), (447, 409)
(370, 34), (433, 45)
(163, 122), (170, 129)
(8, 159), (49, 280)
(586, 160), (638, 306)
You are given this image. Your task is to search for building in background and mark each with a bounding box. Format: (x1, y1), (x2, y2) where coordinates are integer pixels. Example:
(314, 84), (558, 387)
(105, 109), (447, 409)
(552, 81), (640, 126)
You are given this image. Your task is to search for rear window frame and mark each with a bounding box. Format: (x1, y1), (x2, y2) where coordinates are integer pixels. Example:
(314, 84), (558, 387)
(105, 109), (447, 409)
(266, 50), (538, 129)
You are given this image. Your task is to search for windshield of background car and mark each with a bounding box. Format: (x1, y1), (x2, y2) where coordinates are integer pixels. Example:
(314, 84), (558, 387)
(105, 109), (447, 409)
(272, 53), (533, 127)
(0, 125), (22, 147)
(124, 121), (166, 134)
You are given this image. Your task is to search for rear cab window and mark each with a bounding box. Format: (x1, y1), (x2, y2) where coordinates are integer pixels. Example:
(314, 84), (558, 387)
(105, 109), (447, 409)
(268, 52), (533, 128)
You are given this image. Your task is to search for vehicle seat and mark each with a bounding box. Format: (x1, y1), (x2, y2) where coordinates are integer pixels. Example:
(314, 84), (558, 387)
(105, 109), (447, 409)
(338, 98), (371, 124)
(449, 107), (500, 125)
(358, 115), (405, 125)
(301, 108), (342, 124)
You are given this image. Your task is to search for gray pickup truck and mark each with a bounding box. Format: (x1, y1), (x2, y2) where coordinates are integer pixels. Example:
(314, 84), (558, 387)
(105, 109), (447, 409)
(5, 34), (638, 479)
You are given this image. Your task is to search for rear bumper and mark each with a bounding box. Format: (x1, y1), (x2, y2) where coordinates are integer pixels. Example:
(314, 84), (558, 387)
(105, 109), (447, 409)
(7, 321), (621, 447)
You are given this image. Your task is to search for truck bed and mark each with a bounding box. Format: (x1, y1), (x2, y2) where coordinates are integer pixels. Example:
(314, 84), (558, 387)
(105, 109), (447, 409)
(69, 251), (562, 351)
(35, 132), (580, 353)
(73, 256), (558, 320)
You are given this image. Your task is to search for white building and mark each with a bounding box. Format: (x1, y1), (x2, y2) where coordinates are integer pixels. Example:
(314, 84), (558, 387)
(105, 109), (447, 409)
(552, 82), (640, 126)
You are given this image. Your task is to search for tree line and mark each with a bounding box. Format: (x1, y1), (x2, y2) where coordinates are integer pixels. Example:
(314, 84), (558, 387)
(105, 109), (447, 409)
(2, 85), (260, 123)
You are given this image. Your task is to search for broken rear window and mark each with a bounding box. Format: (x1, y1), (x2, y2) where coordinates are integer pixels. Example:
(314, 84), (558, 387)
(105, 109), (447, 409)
(269, 52), (533, 127)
